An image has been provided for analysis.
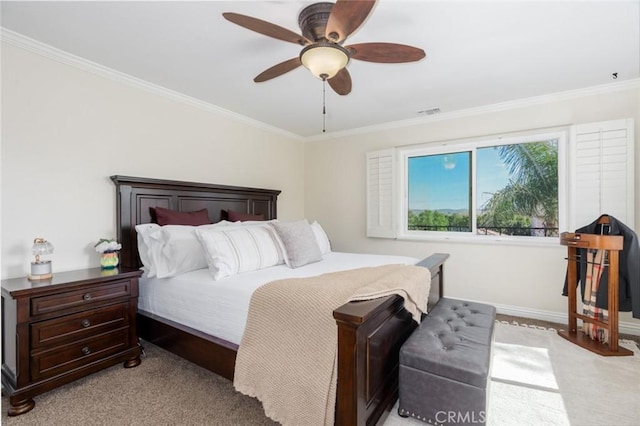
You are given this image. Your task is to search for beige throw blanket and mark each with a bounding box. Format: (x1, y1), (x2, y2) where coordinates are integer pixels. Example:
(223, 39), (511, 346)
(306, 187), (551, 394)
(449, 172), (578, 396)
(233, 264), (431, 426)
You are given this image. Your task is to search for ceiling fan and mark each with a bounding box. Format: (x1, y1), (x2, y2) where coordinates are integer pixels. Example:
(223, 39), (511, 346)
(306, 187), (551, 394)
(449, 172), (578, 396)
(223, 0), (426, 96)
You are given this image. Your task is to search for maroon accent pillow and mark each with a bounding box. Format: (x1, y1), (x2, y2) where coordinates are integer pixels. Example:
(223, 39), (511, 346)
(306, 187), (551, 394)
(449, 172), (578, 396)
(154, 207), (211, 226)
(225, 209), (265, 222)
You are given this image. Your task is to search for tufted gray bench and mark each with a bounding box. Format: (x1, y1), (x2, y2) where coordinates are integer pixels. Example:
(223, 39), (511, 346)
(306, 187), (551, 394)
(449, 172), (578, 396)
(398, 298), (496, 425)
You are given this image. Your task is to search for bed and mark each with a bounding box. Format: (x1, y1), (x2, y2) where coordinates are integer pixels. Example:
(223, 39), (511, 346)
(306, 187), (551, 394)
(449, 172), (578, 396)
(111, 175), (449, 426)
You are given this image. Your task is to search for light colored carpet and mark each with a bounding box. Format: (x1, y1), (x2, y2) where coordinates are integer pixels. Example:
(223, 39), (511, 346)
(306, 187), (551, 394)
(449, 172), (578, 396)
(384, 321), (640, 426)
(2, 322), (639, 425)
(1, 342), (277, 426)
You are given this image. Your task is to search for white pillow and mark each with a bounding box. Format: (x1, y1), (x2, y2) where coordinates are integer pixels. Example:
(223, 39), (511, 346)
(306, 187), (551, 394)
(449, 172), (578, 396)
(135, 223), (161, 277)
(311, 221), (331, 255)
(271, 220), (322, 268)
(195, 224), (284, 280)
(141, 221), (233, 279)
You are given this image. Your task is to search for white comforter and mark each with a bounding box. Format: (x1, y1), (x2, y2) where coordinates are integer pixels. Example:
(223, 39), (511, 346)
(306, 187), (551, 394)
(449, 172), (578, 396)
(138, 252), (419, 345)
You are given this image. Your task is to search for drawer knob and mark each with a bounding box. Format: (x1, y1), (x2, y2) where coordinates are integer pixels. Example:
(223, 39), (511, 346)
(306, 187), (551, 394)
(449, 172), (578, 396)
(83, 293), (92, 301)
(81, 319), (91, 328)
(81, 346), (91, 355)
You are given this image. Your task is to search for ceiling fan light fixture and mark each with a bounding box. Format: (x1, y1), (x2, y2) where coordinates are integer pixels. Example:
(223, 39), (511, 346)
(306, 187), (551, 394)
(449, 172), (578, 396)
(300, 42), (349, 80)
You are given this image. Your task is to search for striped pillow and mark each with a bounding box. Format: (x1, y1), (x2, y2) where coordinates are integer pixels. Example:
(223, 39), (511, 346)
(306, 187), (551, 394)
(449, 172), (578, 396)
(196, 225), (284, 280)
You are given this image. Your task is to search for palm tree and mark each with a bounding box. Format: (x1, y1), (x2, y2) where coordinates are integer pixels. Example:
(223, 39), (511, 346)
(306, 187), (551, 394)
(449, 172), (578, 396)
(479, 141), (558, 235)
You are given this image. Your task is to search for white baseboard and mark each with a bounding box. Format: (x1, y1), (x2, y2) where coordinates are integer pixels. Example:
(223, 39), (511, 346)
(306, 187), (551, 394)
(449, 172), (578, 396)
(444, 297), (640, 336)
(493, 302), (640, 337)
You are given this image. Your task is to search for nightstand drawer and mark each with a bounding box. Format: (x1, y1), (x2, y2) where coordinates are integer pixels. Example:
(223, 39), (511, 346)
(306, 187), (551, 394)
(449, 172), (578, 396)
(31, 280), (131, 317)
(30, 328), (130, 381)
(31, 303), (129, 349)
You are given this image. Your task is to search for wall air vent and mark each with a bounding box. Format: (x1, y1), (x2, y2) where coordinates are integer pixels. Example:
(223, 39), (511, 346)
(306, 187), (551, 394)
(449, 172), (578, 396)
(418, 108), (441, 115)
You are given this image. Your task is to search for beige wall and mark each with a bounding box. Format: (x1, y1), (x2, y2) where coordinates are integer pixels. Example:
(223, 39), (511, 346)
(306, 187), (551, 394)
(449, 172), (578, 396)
(1, 43), (304, 278)
(305, 85), (640, 326)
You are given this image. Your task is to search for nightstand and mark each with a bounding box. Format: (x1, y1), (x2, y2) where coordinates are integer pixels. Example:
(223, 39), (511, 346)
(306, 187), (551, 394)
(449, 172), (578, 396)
(1, 267), (143, 416)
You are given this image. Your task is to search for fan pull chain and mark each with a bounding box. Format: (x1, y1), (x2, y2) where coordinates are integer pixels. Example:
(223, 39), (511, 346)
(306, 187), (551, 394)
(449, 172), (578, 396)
(321, 75), (327, 133)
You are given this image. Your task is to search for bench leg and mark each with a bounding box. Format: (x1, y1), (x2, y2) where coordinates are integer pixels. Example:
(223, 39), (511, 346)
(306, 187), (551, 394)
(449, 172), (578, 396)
(398, 408), (409, 418)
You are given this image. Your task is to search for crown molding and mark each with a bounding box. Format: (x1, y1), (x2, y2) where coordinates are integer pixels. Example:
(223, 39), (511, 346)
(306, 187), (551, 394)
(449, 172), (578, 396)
(307, 78), (640, 142)
(0, 28), (304, 142)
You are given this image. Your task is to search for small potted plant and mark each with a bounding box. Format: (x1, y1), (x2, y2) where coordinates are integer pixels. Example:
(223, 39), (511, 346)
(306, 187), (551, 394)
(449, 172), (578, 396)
(95, 238), (122, 269)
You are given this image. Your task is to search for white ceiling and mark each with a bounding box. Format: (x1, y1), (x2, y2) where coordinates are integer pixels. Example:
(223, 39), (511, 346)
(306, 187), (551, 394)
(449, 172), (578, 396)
(2, 1), (639, 138)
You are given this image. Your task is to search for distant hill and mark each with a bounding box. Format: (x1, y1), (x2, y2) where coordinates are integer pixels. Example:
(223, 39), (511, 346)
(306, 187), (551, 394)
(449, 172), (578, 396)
(410, 209), (469, 215)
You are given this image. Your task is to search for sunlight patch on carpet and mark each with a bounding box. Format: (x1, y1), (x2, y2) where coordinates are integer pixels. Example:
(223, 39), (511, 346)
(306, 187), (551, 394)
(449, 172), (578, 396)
(491, 342), (558, 390)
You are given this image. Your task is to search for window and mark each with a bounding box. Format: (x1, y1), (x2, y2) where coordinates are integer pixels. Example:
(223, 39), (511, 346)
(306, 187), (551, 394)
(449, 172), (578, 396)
(407, 152), (471, 232)
(476, 141), (559, 237)
(367, 119), (634, 244)
(402, 133), (563, 241)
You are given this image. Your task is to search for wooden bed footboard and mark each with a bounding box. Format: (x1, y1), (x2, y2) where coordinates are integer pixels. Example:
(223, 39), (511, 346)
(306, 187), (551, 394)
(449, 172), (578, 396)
(333, 253), (449, 426)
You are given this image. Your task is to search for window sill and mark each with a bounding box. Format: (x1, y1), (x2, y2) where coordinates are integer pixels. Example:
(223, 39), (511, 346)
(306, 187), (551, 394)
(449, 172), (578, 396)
(396, 232), (563, 247)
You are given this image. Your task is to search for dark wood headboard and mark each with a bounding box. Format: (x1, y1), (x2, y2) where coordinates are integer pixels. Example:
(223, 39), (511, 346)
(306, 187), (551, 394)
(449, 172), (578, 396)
(111, 176), (280, 270)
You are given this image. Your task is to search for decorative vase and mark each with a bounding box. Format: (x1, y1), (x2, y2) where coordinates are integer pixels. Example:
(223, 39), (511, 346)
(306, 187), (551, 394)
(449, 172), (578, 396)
(100, 251), (119, 269)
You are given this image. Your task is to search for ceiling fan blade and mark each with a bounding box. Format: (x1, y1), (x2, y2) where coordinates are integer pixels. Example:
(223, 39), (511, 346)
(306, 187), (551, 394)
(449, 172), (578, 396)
(328, 68), (352, 96)
(325, 0), (376, 43)
(347, 42), (425, 63)
(223, 12), (310, 46)
(254, 58), (302, 83)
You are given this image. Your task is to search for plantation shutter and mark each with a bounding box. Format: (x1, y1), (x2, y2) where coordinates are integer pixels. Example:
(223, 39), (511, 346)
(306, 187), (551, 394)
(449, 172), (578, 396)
(367, 149), (396, 238)
(569, 118), (635, 230)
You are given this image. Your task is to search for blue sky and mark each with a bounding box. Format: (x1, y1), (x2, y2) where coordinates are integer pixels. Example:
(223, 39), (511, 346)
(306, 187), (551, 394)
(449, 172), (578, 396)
(408, 147), (510, 211)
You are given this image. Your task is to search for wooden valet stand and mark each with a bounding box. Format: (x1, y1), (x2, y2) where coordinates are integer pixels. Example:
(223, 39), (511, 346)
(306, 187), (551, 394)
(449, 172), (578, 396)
(559, 223), (633, 356)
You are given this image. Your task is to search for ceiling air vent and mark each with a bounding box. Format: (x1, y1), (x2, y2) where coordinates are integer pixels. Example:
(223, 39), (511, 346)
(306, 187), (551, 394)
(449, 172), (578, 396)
(418, 108), (441, 115)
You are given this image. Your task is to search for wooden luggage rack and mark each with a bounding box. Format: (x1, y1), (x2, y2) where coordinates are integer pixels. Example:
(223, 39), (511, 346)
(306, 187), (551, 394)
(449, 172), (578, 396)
(559, 226), (633, 356)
